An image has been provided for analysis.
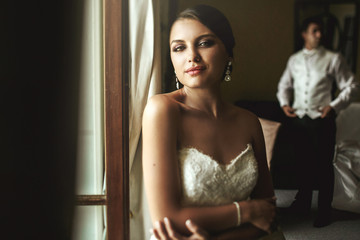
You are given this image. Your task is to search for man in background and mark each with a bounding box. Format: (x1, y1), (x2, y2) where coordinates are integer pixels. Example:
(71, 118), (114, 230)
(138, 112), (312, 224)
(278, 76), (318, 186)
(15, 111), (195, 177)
(277, 16), (359, 227)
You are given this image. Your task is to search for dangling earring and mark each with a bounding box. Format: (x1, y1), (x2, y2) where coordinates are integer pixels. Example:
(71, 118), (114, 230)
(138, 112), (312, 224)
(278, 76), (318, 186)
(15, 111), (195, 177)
(224, 61), (232, 82)
(176, 77), (180, 89)
(175, 71), (180, 89)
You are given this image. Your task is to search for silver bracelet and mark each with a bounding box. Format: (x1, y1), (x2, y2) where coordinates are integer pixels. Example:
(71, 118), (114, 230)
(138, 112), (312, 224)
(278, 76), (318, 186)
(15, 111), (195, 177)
(233, 202), (241, 226)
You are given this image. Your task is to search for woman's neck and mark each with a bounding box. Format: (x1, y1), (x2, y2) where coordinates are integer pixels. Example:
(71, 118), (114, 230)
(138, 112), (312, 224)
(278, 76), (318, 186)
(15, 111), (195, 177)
(180, 85), (225, 118)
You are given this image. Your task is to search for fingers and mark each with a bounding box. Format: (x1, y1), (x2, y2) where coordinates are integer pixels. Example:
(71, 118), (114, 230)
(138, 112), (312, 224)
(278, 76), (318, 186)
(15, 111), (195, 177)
(285, 110), (297, 117)
(152, 218), (210, 240)
(250, 199), (277, 233)
(270, 196), (277, 205)
(164, 217), (180, 239)
(152, 218), (183, 240)
(286, 112), (297, 117)
(153, 220), (172, 240)
(185, 219), (210, 239)
(259, 212), (276, 234)
(186, 219), (204, 236)
(282, 106), (297, 117)
(253, 219), (273, 234)
(318, 106), (334, 118)
(185, 219), (197, 233)
(152, 227), (162, 240)
(318, 107), (328, 118)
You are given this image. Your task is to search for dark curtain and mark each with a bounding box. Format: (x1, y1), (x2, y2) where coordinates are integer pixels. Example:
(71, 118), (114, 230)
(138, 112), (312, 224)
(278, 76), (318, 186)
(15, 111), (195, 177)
(1, 1), (84, 239)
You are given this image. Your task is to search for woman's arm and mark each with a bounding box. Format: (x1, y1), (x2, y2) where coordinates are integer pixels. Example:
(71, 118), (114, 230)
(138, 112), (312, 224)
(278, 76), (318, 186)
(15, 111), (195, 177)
(250, 115), (275, 199)
(143, 95), (241, 235)
(152, 218), (268, 240)
(244, 114), (276, 232)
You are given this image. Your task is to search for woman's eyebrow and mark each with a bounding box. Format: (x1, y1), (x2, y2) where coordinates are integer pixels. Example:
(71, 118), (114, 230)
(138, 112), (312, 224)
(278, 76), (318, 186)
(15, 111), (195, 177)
(170, 33), (217, 45)
(196, 33), (216, 40)
(170, 39), (185, 45)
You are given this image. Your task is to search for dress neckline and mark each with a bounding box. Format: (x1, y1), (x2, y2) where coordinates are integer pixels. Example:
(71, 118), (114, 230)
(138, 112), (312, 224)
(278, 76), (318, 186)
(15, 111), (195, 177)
(179, 143), (253, 167)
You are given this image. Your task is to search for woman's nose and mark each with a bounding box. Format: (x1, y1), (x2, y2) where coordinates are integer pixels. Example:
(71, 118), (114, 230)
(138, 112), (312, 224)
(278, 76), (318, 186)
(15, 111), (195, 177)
(187, 48), (201, 63)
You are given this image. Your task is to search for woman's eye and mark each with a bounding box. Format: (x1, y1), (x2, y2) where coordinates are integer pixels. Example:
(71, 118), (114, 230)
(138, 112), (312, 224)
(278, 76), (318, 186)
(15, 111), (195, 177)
(199, 40), (214, 47)
(173, 45), (185, 52)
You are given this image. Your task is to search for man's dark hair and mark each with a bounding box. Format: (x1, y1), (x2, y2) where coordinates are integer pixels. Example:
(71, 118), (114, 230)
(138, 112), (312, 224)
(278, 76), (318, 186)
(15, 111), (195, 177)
(301, 16), (324, 33)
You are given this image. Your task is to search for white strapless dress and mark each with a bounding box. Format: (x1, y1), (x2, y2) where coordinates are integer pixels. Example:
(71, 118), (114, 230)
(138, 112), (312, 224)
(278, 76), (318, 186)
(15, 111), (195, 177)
(179, 143), (258, 206)
(150, 144), (259, 240)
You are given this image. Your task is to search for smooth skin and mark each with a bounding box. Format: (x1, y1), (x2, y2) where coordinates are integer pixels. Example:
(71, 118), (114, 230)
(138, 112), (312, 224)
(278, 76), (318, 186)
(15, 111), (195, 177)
(282, 23), (335, 118)
(142, 19), (275, 240)
(152, 218), (210, 240)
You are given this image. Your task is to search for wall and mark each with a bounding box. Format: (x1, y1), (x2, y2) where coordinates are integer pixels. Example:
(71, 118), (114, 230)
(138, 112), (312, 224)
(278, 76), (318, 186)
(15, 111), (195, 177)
(177, 0), (294, 102)
(175, 0), (360, 103)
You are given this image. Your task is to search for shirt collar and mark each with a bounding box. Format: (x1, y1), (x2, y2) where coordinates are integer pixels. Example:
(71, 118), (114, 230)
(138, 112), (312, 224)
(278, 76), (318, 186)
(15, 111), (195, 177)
(302, 46), (322, 56)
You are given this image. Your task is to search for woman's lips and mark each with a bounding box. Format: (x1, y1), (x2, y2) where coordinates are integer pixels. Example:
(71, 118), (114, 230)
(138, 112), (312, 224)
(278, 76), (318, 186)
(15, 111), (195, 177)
(185, 66), (205, 76)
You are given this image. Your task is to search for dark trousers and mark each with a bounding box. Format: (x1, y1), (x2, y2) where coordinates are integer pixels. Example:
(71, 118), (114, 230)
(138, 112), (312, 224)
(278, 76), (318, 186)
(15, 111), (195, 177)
(291, 115), (336, 213)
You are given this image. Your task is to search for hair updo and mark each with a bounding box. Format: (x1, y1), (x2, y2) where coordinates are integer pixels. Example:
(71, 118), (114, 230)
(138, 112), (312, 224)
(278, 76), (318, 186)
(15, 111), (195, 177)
(175, 5), (236, 58)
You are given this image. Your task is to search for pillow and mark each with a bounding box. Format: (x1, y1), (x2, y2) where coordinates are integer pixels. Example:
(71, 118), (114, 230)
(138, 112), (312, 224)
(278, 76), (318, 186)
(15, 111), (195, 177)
(332, 140), (360, 213)
(336, 102), (360, 143)
(259, 118), (281, 169)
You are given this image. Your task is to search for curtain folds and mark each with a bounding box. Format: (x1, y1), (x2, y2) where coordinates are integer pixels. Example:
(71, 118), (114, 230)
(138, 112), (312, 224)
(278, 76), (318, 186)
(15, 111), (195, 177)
(129, 0), (162, 239)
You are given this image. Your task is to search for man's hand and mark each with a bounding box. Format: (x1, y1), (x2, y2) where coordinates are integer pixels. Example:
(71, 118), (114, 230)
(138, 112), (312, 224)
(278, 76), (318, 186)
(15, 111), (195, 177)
(319, 105), (335, 118)
(282, 105), (297, 117)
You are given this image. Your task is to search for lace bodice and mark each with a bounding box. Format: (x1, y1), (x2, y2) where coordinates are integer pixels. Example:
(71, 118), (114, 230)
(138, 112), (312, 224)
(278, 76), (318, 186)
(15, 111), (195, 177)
(179, 144), (258, 207)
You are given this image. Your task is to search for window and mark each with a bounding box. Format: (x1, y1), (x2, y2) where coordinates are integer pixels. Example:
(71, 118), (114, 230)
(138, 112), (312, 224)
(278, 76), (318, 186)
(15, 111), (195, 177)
(73, 0), (129, 239)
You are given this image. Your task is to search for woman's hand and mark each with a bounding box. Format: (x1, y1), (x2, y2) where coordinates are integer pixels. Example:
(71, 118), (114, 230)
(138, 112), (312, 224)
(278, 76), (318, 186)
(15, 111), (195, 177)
(152, 218), (211, 240)
(247, 197), (276, 233)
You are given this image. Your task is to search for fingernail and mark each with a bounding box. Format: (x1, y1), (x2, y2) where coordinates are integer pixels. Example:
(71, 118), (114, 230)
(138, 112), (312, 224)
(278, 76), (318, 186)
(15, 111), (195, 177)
(149, 228), (154, 234)
(185, 219), (191, 225)
(155, 221), (160, 227)
(164, 217), (169, 223)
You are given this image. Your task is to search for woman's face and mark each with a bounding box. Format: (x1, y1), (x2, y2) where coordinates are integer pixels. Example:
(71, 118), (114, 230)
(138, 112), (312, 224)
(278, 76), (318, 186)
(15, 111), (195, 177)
(169, 19), (229, 89)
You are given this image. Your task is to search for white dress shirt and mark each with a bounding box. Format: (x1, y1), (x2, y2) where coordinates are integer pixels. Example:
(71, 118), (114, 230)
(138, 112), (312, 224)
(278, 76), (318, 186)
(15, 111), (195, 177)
(277, 46), (359, 119)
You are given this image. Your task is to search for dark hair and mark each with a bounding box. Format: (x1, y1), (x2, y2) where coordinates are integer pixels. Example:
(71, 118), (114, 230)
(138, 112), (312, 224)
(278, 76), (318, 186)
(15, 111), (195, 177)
(301, 16), (323, 33)
(175, 5), (235, 58)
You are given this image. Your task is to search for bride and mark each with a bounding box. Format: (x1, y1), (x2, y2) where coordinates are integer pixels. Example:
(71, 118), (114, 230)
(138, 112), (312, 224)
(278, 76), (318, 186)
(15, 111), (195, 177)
(142, 5), (277, 240)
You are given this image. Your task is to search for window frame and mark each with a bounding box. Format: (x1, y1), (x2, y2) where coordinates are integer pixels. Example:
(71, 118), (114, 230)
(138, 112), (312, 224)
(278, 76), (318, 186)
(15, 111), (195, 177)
(103, 0), (130, 239)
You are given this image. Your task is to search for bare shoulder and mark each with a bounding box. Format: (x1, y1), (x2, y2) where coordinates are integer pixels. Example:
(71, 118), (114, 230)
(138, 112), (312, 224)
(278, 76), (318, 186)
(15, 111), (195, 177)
(229, 104), (261, 128)
(143, 93), (181, 124)
(144, 94), (177, 113)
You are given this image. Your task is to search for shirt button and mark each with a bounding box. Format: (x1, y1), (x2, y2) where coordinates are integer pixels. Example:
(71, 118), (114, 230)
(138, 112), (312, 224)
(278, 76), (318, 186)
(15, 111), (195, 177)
(305, 109), (308, 111)
(305, 91), (308, 94)
(305, 100), (308, 103)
